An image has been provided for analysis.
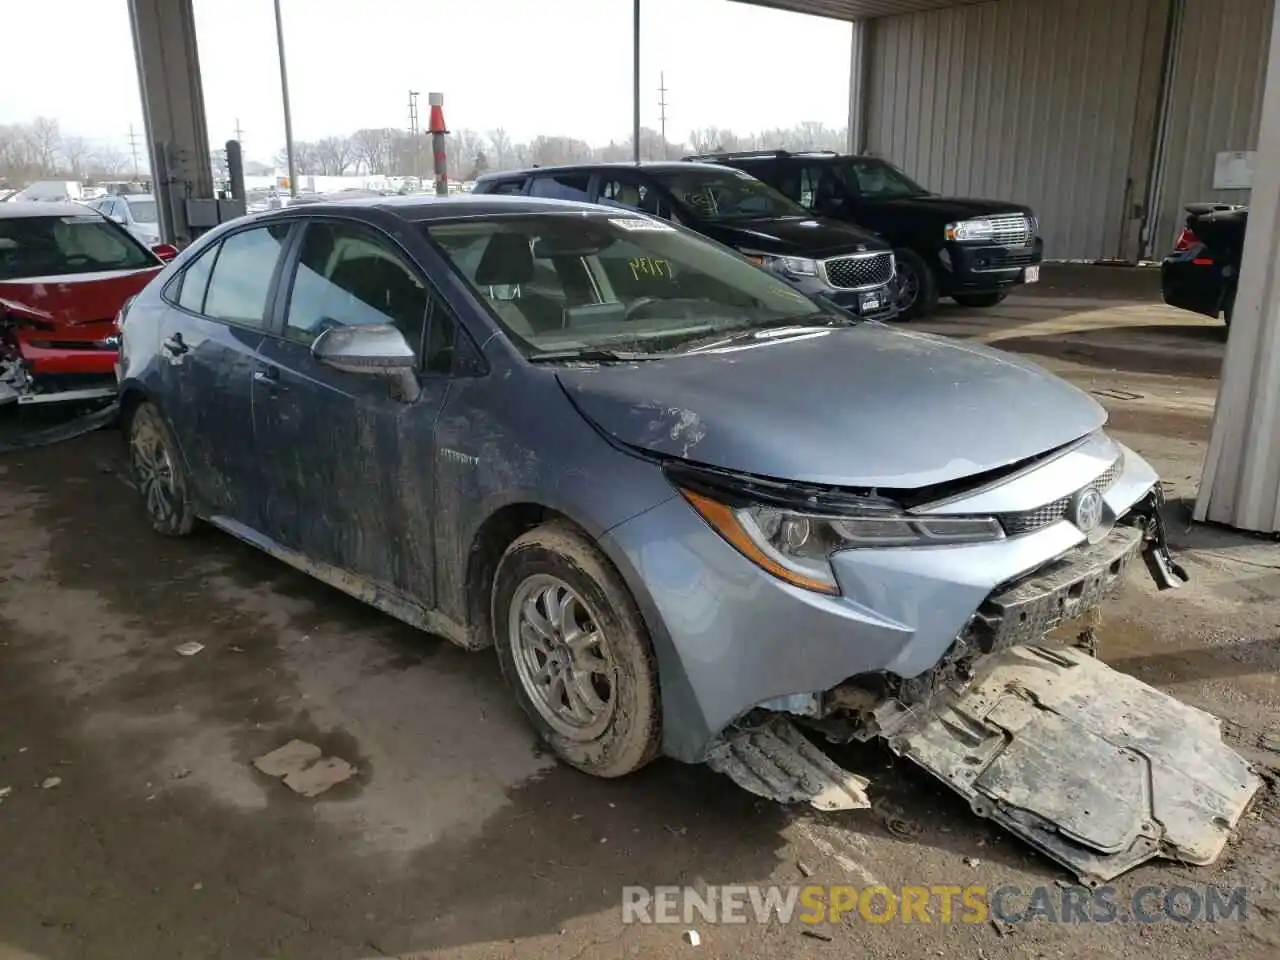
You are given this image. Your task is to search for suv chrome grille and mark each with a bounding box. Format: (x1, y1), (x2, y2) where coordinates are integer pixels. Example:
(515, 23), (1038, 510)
(984, 215), (1034, 246)
(998, 458), (1125, 536)
(822, 252), (894, 290)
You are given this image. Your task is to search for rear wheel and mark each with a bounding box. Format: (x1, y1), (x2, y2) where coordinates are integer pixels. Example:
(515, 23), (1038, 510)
(126, 402), (195, 537)
(952, 291), (1008, 308)
(892, 248), (939, 320)
(492, 522), (661, 778)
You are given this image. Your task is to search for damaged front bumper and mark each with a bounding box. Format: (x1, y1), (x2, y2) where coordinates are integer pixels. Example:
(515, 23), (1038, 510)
(700, 497), (1257, 883)
(601, 436), (1174, 765)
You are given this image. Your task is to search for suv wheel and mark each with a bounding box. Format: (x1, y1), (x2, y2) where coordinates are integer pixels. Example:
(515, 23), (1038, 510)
(493, 521), (661, 778)
(893, 249), (938, 320)
(952, 291), (1008, 308)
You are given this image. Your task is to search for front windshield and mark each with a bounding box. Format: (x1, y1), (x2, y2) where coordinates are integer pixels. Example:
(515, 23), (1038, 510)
(127, 200), (158, 224)
(648, 168), (809, 220)
(840, 159), (928, 199)
(0, 214), (156, 280)
(427, 213), (833, 358)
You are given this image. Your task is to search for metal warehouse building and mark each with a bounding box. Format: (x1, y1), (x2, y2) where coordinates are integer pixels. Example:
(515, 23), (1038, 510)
(750, 0), (1272, 263)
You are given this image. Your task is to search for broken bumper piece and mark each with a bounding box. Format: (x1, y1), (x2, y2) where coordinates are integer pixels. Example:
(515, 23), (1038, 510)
(872, 643), (1261, 885)
(706, 716), (870, 812)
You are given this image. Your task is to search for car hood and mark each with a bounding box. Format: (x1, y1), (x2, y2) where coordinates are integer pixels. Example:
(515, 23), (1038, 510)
(868, 195), (1034, 221)
(702, 216), (889, 259)
(0, 268), (160, 329)
(557, 325), (1106, 489)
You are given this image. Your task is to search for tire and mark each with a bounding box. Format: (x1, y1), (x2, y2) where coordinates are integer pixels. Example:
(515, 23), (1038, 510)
(126, 402), (196, 537)
(492, 521), (661, 778)
(952, 291), (1008, 308)
(893, 248), (939, 320)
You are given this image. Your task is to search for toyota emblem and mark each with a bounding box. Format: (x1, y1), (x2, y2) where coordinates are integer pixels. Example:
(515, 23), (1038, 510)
(1071, 487), (1105, 535)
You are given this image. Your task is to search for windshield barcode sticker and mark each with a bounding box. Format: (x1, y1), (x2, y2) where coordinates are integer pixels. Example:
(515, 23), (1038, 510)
(609, 218), (675, 232)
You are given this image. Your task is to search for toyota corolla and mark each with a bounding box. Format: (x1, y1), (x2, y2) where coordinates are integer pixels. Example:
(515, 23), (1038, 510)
(116, 194), (1258, 886)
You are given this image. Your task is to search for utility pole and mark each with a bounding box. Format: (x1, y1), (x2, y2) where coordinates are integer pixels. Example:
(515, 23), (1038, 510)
(233, 118), (245, 148)
(273, 0), (298, 197)
(408, 90), (421, 180)
(127, 124), (141, 179)
(632, 0), (641, 164)
(658, 72), (669, 159)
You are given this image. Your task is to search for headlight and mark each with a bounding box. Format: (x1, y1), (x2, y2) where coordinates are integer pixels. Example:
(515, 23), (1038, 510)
(945, 219), (995, 242)
(741, 249), (819, 278)
(1028, 214), (1040, 236)
(679, 487), (1005, 596)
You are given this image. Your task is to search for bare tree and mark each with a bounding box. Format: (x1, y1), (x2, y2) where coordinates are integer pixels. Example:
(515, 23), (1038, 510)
(528, 135), (593, 167)
(61, 135), (91, 177)
(351, 127), (396, 175)
(89, 145), (131, 177)
(314, 135), (355, 175)
(27, 116), (62, 174)
(487, 128), (512, 170)
(277, 141), (321, 176)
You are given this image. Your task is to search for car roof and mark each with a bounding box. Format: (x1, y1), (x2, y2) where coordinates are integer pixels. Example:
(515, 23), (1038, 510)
(0, 200), (101, 219)
(121, 193), (156, 203)
(250, 192), (610, 223)
(474, 160), (733, 182)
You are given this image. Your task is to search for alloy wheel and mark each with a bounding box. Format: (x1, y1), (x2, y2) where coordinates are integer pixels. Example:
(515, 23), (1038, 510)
(130, 420), (179, 527)
(508, 574), (618, 741)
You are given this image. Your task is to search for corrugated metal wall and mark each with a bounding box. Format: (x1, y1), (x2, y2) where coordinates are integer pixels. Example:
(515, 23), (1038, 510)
(864, 0), (1169, 260)
(1150, 0), (1273, 254)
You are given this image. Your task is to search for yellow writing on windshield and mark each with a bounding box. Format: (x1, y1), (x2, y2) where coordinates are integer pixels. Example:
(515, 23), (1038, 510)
(629, 257), (673, 281)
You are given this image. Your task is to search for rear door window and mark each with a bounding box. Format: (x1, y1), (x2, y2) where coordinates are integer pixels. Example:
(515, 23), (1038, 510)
(528, 174), (591, 202)
(485, 178), (527, 195)
(202, 224), (291, 327)
(597, 176), (669, 218)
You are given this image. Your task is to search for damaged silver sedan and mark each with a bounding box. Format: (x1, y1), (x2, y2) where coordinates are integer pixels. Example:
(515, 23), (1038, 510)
(115, 194), (1260, 887)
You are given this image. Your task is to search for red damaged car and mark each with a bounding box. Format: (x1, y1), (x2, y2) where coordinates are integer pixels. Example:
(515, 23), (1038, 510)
(1, 200), (176, 407)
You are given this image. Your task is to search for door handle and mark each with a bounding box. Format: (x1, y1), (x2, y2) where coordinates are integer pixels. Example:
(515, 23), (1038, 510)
(253, 366), (288, 391)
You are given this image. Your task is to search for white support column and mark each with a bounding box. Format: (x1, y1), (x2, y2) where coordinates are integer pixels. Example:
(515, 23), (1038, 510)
(1193, 0), (1280, 534)
(847, 19), (869, 154)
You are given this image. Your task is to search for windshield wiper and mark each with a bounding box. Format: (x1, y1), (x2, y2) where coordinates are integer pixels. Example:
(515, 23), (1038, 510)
(528, 348), (656, 363)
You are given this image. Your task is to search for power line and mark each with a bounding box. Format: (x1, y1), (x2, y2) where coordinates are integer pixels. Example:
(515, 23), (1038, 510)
(658, 72), (669, 159)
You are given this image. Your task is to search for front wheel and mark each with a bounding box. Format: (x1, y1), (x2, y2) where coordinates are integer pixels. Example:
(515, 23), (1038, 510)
(952, 291), (1008, 308)
(892, 248), (939, 320)
(492, 522), (661, 778)
(126, 402), (196, 536)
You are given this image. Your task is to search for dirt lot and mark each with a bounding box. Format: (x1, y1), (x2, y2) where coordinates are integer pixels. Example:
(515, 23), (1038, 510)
(1, 266), (1278, 960)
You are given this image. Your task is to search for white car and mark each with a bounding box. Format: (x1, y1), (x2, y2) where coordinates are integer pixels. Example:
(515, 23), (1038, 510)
(90, 194), (161, 246)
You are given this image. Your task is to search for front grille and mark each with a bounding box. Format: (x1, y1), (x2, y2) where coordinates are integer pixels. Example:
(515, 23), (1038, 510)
(823, 252), (894, 290)
(984, 215), (1034, 246)
(999, 457), (1125, 536)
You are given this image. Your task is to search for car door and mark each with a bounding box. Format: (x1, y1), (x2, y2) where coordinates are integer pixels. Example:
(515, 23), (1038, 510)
(251, 217), (454, 602)
(156, 221), (293, 529)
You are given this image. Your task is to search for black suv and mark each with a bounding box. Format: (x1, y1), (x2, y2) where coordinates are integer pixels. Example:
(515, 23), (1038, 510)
(471, 162), (900, 320)
(686, 150), (1043, 319)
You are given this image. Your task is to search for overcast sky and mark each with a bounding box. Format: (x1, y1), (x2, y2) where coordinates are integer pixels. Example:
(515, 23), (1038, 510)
(1, 0), (852, 162)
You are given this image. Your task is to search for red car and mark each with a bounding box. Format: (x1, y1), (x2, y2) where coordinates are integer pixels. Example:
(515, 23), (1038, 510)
(1, 200), (176, 407)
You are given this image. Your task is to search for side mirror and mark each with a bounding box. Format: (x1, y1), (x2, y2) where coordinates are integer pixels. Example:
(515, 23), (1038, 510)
(151, 243), (179, 262)
(312, 323), (421, 402)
